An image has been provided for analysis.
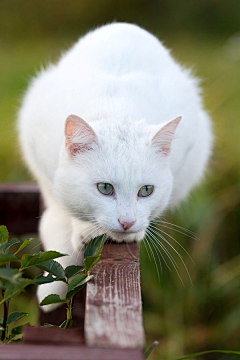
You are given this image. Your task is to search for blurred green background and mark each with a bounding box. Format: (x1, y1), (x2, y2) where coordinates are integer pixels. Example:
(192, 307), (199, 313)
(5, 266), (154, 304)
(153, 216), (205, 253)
(1, 1), (240, 359)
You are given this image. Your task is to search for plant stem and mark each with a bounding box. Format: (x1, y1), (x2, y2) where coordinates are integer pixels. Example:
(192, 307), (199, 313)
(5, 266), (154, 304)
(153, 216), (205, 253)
(64, 299), (73, 329)
(64, 293), (77, 329)
(1, 290), (8, 341)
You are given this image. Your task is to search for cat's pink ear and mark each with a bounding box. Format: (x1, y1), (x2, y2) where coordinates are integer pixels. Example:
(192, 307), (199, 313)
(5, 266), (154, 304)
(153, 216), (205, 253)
(65, 115), (97, 156)
(152, 116), (181, 155)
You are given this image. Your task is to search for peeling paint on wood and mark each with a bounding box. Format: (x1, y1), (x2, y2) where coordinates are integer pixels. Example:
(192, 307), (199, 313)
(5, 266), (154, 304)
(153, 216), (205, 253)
(85, 242), (145, 349)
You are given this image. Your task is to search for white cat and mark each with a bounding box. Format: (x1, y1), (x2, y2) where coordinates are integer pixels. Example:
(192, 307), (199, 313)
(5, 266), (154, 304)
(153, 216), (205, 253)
(18, 23), (213, 310)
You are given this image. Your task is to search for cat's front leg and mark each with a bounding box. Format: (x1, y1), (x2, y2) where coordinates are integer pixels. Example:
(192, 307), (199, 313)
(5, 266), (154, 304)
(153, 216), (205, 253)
(37, 206), (83, 312)
(71, 218), (103, 251)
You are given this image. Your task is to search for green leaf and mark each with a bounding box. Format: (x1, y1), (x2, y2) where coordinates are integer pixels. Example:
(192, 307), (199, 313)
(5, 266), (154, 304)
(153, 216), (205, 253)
(37, 260), (65, 279)
(68, 273), (88, 293)
(175, 350), (240, 360)
(84, 255), (100, 273)
(14, 239), (32, 255)
(0, 254), (19, 265)
(7, 312), (28, 325)
(66, 284), (86, 301)
(19, 253), (40, 269)
(34, 273), (57, 285)
(0, 268), (20, 283)
(84, 234), (106, 259)
(20, 250), (67, 270)
(66, 274), (93, 300)
(7, 323), (28, 341)
(40, 294), (66, 306)
(0, 278), (33, 304)
(0, 239), (21, 254)
(0, 226), (9, 244)
(65, 265), (84, 279)
(11, 324), (24, 335)
(38, 251), (67, 263)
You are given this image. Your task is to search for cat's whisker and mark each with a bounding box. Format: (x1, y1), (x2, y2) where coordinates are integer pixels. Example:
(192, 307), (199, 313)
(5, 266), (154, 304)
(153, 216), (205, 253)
(142, 238), (151, 261)
(149, 223), (194, 264)
(144, 235), (161, 280)
(145, 232), (163, 278)
(145, 232), (165, 274)
(31, 240), (42, 252)
(148, 226), (192, 285)
(153, 219), (199, 240)
(146, 228), (186, 285)
(145, 229), (173, 273)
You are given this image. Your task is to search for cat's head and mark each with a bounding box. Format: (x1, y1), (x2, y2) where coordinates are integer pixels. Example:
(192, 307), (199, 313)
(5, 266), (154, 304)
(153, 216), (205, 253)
(54, 114), (181, 248)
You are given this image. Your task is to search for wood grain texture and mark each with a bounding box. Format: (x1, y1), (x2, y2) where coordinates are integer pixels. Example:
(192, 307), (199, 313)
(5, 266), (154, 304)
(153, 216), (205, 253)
(85, 242), (145, 349)
(0, 344), (144, 360)
(0, 183), (40, 234)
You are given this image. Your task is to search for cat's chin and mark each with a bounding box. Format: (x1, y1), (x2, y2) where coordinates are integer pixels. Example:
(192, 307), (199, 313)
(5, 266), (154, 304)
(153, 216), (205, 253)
(105, 230), (145, 243)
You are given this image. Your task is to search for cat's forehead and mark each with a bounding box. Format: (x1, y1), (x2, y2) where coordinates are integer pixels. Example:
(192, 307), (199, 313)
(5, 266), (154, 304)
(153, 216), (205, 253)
(96, 118), (150, 148)
(91, 120), (160, 186)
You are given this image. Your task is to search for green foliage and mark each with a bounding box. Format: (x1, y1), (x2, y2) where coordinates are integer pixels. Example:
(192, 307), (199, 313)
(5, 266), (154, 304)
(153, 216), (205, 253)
(0, 226), (106, 342)
(39, 234), (106, 327)
(20, 250), (67, 270)
(36, 260), (65, 280)
(65, 265), (84, 279)
(83, 234), (105, 273)
(0, 254), (18, 266)
(0, 239), (20, 254)
(39, 294), (65, 306)
(7, 312), (28, 325)
(14, 239), (32, 255)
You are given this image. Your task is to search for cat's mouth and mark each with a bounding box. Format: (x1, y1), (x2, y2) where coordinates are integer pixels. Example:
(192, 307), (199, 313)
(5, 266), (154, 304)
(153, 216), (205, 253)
(105, 229), (145, 243)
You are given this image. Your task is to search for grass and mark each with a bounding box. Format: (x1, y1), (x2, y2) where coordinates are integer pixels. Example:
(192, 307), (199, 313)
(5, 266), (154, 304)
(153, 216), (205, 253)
(1, 32), (240, 359)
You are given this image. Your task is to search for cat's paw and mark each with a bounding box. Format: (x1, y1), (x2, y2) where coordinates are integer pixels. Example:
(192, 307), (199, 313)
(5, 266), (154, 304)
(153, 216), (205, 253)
(106, 230), (145, 243)
(71, 219), (103, 251)
(37, 280), (68, 313)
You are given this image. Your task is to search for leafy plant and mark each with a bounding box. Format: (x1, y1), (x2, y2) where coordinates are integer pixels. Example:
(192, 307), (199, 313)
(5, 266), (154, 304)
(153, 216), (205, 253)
(0, 225), (105, 342)
(39, 234), (106, 328)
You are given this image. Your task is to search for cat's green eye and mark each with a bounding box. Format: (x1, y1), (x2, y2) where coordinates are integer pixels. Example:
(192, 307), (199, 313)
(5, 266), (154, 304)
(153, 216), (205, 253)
(97, 183), (114, 195)
(138, 185), (154, 197)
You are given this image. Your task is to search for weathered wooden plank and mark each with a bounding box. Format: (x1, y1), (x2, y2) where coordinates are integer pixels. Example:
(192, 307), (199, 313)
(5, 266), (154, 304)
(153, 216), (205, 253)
(23, 326), (85, 345)
(0, 183), (40, 234)
(85, 242), (145, 349)
(0, 344), (144, 360)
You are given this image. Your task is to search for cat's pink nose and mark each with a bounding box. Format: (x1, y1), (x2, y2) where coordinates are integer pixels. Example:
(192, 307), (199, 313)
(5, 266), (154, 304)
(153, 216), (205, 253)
(118, 218), (136, 230)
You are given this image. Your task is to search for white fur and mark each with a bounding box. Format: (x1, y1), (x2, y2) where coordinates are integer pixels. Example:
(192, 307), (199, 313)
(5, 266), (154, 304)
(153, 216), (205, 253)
(17, 23), (212, 309)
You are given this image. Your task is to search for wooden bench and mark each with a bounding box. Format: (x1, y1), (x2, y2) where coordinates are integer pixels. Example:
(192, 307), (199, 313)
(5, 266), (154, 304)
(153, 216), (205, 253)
(0, 184), (145, 360)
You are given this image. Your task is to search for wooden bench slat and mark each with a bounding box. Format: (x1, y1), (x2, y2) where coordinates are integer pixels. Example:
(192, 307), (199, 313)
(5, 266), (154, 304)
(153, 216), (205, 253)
(85, 242), (145, 349)
(0, 344), (144, 360)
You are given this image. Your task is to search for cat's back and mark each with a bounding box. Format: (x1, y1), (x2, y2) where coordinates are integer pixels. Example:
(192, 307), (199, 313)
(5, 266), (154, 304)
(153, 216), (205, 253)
(18, 22), (210, 190)
(58, 23), (172, 76)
